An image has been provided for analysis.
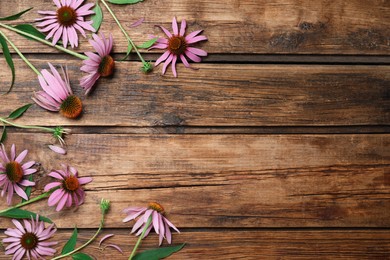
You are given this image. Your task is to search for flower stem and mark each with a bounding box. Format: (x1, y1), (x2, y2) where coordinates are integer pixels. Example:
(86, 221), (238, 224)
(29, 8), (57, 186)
(129, 216), (153, 260)
(0, 23), (88, 60)
(0, 117), (54, 132)
(0, 30), (41, 76)
(100, 0), (146, 64)
(51, 213), (106, 260)
(0, 191), (51, 215)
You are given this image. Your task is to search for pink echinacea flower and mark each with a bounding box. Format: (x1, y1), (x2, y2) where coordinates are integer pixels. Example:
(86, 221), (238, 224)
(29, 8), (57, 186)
(32, 63), (83, 119)
(36, 0), (95, 48)
(150, 17), (208, 77)
(123, 202), (180, 246)
(0, 144), (36, 205)
(80, 33), (115, 95)
(3, 215), (57, 260)
(44, 164), (92, 211)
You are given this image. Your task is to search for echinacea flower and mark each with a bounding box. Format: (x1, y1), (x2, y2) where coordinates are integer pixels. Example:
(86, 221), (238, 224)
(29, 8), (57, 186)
(150, 17), (208, 77)
(32, 63), (83, 119)
(80, 33), (115, 95)
(123, 202), (180, 245)
(36, 0), (95, 48)
(3, 215), (57, 260)
(0, 144), (36, 205)
(44, 164), (92, 211)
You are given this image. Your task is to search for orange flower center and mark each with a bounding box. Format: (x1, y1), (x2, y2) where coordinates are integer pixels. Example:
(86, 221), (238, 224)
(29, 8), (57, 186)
(98, 55), (115, 77)
(57, 6), (77, 27)
(21, 232), (38, 250)
(64, 175), (80, 192)
(60, 95), (82, 119)
(168, 36), (186, 55)
(5, 161), (23, 183)
(148, 202), (165, 214)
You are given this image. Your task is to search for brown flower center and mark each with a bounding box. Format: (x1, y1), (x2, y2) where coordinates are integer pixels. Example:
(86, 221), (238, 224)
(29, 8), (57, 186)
(57, 6), (77, 27)
(63, 175), (80, 192)
(168, 36), (187, 55)
(21, 232), (38, 250)
(5, 161), (23, 183)
(60, 95), (82, 119)
(148, 202), (165, 214)
(98, 56), (115, 77)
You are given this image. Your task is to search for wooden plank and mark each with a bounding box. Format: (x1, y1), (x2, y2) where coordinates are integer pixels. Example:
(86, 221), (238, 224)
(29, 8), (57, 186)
(0, 133), (388, 228)
(0, 229), (388, 259)
(0, 0), (389, 55)
(0, 59), (389, 127)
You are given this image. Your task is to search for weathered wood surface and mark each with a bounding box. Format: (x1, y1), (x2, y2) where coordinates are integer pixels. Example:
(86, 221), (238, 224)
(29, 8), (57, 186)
(0, 0), (389, 259)
(0, 59), (389, 127)
(0, 229), (385, 260)
(0, 133), (387, 228)
(0, 0), (389, 55)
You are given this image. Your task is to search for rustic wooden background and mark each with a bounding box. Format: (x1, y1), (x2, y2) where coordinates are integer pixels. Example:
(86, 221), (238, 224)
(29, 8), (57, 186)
(0, 0), (389, 259)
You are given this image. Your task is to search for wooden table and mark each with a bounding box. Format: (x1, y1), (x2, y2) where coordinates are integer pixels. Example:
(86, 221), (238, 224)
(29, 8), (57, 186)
(0, 0), (389, 259)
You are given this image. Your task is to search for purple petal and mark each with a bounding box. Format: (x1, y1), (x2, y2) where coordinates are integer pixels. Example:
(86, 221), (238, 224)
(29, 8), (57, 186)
(130, 17), (144, 28)
(48, 145), (67, 155)
(99, 234), (114, 246)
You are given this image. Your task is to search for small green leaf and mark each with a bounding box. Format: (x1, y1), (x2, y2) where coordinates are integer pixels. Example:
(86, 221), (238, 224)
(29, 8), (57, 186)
(0, 126), (6, 143)
(120, 42), (133, 61)
(22, 174), (34, 203)
(14, 24), (46, 41)
(62, 227), (78, 255)
(0, 7), (33, 21)
(91, 2), (103, 32)
(137, 38), (158, 49)
(133, 244), (186, 260)
(0, 33), (15, 93)
(0, 208), (52, 223)
(107, 0), (143, 4)
(72, 253), (94, 260)
(8, 103), (33, 119)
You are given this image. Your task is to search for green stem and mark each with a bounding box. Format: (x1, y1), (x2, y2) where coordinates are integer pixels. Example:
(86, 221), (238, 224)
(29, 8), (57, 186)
(129, 216), (153, 260)
(0, 191), (51, 215)
(0, 31), (41, 76)
(100, 0), (146, 64)
(0, 117), (54, 132)
(0, 23), (88, 60)
(51, 213), (105, 260)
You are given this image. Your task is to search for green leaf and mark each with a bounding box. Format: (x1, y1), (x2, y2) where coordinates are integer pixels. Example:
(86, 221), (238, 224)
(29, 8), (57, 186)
(8, 103), (33, 119)
(21, 174), (33, 203)
(133, 244), (186, 260)
(61, 227), (78, 255)
(107, 0), (144, 4)
(120, 42), (133, 61)
(137, 38), (158, 49)
(0, 208), (52, 223)
(14, 24), (46, 41)
(0, 7), (33, 21)
(0, 126), (6, 143)
(91, 2), (103, 32)
(0, 33), (15, 93)
(72, 253), (94, 260)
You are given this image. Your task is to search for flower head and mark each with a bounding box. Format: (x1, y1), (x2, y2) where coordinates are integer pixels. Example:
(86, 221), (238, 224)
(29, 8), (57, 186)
(32, 63), (82, 119)
(80, 33), (115, 95)
(123, 202), (180, 246)
(36, 0), (96, 48)
(44, 164), (92, 211)
(150, 17), (208, 77)
(3, 215), (57, 259)
(0, 144), (36, 205)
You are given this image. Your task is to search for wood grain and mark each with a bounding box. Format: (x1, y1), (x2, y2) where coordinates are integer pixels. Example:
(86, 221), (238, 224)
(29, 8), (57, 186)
(0, 133), (387, 228)
(0, 59), (389, 127)
(0, 0), (389, 55)
(1, 229), (389, 259)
